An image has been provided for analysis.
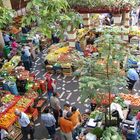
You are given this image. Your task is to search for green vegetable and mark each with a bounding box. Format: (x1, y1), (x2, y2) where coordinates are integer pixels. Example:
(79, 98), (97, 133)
(111, 135), (118, 140)
(101, 127), (123, 140)
(90, 127), (103, 138)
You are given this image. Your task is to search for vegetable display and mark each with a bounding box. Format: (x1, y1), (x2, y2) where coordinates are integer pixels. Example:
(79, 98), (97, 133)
(101, 127), (123, 140)
(1, 94), (14, 104)
(113, 96), (126, 108)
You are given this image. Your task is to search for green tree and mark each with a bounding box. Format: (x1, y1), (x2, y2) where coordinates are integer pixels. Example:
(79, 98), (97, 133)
(74, 27), (130, 124)
(0, 0), (14, 29)
(22, 0), (82, 38)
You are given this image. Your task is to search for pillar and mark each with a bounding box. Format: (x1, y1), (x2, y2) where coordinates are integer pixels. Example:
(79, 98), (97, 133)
(125, 12), (130, 28)
(113, 14), (122, 26)
(2, 0), (12, 9)
(0, 32), (5, 50)
(81, 14), (91, 29)
(67, 30), (77, 48)
(89, 13), (94, 29)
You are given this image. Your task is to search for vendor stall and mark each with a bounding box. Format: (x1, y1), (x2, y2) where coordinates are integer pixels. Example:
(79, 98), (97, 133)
(44, 42), (80, 76)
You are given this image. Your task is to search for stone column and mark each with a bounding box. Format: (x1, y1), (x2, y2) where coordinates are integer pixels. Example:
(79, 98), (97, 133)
(113, 14), (122, 26)
(67, 29), (77, 48)
(89, 13), (94, 29)
(0, 31), (5, 49)
(125, 12), (130, 28)
(81, 13), (91, 29)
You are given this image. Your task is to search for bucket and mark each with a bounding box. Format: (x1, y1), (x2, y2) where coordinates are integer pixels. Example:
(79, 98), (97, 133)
(8, 82), (18, 95)
(3, 81), (10, 91)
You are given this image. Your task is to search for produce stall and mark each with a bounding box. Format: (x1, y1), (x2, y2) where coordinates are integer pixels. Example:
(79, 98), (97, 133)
(0, 94), (34, 130)
(44, 43), (80, 76)
(1, 56), (20, 73)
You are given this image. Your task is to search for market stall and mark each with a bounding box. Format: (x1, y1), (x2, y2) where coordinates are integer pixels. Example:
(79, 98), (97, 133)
(44, 42), (80, 76)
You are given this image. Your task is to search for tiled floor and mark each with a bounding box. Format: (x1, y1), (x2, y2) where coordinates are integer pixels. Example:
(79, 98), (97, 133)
(31, 48), (90, 139)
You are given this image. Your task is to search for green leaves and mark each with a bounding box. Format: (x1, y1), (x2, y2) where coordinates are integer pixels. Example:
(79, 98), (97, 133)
(68, 0), (138, 8)
(22, 0), (82, 37)
(0, 6), (14, 29)
(73, 27), (131, 103)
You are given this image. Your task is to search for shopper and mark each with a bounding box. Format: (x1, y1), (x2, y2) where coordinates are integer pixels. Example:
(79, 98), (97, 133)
(14, 109), (34, 140)
(41, 108), (56, 138)
(75, 41), (82, 52)
(32, 34), (40, 53)
(59, 112), (74, 140)
(127, 66), (139, 91)
(3, 33), (11, 45)
(22, 45), (32, 67)
(46, 75), (56, 100)
(63, 103), (71, 118)
(70, 106), (82, 140)
(70, 106), (82, 127)
(21, 51), (30, 71)
(52, 33), (60, 44)
(50, 92), (62, 127)
(11, 39), (18, 49)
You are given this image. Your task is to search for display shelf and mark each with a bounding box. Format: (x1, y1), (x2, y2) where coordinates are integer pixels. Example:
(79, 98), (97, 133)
(35, 98), (47, 112)
(62, 66), (72, 76)
(0, 95), (21, 116)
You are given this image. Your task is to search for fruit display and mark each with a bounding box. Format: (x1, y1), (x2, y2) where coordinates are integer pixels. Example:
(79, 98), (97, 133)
(16, 97), (32, 108)
(0, 106), (7, 114)
(1, 94), (14, 104)
(1, 56), (20, 72)
(25, 91), (38, 99)
(8, 106), (24, 114)
(57, 53), (72, 63)
(77, 28), (89, 40)
(45, 46), (71, 63)
(120, 93), (140, 106)
(0, 113), (16, 128)
(129, 26), (140, 36)
(91, 93), (115, 105)
(36, 99), (45, 108)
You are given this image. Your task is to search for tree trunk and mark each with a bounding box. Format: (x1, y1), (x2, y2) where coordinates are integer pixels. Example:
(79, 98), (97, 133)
(0, 0), (3, 7)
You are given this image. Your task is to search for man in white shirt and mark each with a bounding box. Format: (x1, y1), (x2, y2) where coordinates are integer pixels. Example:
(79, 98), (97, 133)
(14, 109), (34, 140)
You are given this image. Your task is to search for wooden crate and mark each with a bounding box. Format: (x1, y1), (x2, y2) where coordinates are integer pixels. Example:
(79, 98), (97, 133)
(9, 127), (21, 140)
(62, 66), (72, 76)
(7, 125), (14, 133)
(16, 133), (23, 140)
